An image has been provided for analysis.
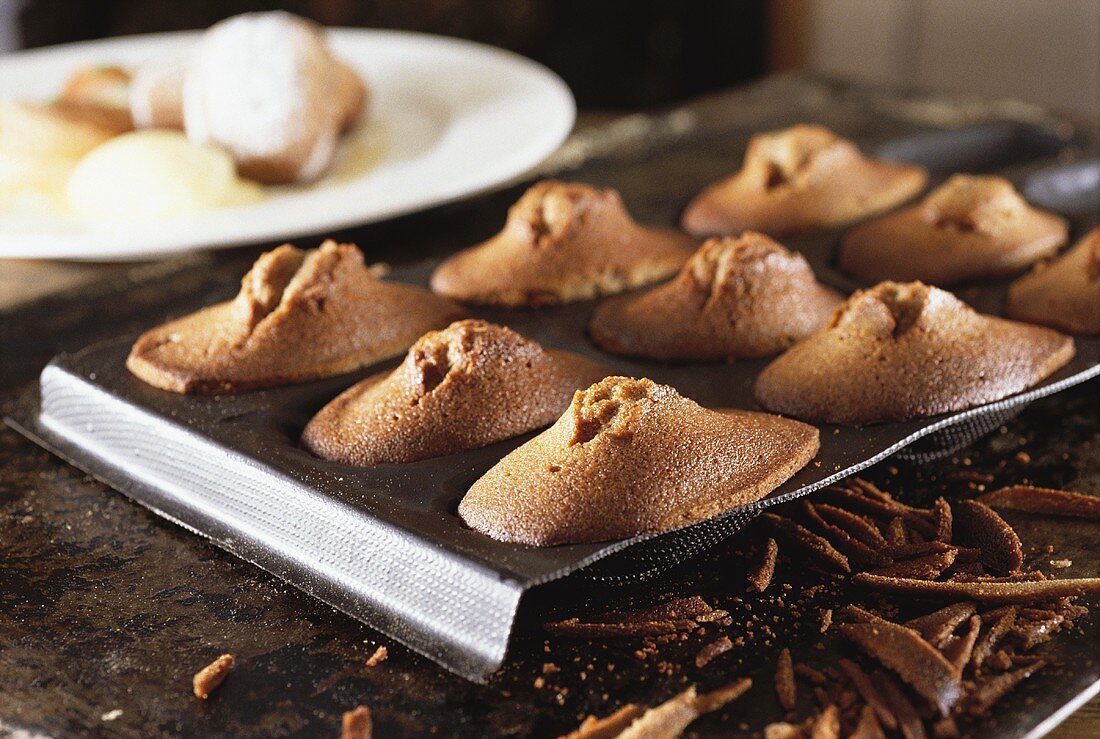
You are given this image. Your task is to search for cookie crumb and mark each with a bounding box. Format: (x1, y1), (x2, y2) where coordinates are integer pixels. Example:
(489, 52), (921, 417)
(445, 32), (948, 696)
(365, 646), (388, 668)
(342, 705), (372, 739)
(193, 654), (234, 699)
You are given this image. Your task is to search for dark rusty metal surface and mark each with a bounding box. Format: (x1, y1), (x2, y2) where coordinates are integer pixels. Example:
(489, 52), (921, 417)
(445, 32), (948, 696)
(1, 77), (1098, 737)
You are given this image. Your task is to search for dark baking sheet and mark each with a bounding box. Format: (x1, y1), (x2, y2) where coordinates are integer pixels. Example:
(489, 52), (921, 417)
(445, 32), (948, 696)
(7, 108), (1100, 684)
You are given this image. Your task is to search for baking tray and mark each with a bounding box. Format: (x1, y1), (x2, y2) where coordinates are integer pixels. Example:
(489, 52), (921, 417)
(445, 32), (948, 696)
(7, 111), (1100, 684)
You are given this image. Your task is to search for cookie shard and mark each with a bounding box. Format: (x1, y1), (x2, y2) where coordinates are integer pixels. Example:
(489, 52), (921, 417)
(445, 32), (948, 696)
(839, 174), (1069, 285)
(429, 180), (696, 307)
(458, 376), (819, 546)
(127, 240), (463, 394)
(301, 319), (607, 466)
(590, 232), (843, 361)
(682, 124), (927, 237)
(754, 281), (1075, 425)
(1006, 227), (1100, 335)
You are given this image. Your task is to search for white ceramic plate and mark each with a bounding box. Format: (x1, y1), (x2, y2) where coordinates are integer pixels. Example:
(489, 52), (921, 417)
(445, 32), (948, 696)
(0, 29), (574, 260)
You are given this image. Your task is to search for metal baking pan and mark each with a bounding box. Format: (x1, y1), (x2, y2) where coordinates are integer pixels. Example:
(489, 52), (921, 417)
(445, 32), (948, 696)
(8, 106), (1100, 683)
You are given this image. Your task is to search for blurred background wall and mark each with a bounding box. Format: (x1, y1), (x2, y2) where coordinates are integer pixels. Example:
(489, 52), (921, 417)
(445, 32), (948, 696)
(790, 0), (1100, 117)
(2, 0), (1098, 115)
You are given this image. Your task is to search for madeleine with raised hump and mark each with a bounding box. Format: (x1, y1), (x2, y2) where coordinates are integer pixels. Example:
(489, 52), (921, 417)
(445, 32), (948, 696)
(839, 174), (1068, 285)
(430, 180), (697, 307)
(302, 319), (608, 466)
(589, 232), (843, 361)
(1005, 228), (1100, 335)
(127, 240), (463, 394)
(682, 124), (927, 237)
(754, 281), (1075, 425)
(458, 376), (819, 546)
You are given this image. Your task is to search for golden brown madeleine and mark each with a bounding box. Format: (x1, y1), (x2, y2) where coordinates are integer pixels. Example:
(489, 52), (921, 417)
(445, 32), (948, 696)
(590, 232), (843, 361)
(754, 281), (1075, 425)
(839, 174), (1069, 285)
(58, 65), (134, 132)
(430, 180), (697, 307)
(682, 124), (927, 237)
(127, 241), (464, 394)
(458, 377), (819, 545)
(302, 319), (608, 466)
(1005, 228), (1100, 335)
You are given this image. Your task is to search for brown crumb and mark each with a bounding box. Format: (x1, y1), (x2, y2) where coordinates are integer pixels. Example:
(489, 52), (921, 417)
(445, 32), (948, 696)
(763, 513), (850, 573)
(694, 677), (753, 713)
(903, 602), (976, 646)
(1050, 559), (1072, 569)
(794, 663), (828, 685)
(695, 636), (733, 668)
(365, 646), (388, 668)
(814, 503), (887, 549)
(931, 715), (960, 739)
(868, 550), (957, 580)
(852, 573), (1100, 603)
(342, 706), (372, 739)
(192, 654), (234, 700)
(851, 704), (886, 739)
(875, 672), (924, 739)
(810, 704), (840, 739)
(836, 615), (961, 716)
(561, 704), (644, 739)
(954, 500), (1023, 575)
(978, 485), (1100, 519)
(949, 470), (994, 484)
(749, 538), (779, 592)
(775, 648), (797, 711)
(965, 661), (1046, 715)
(940, 615), (981, 674)
(545, 596), (724, 638)
(837, 659), (897, 731)
(819, 608), (833, 634)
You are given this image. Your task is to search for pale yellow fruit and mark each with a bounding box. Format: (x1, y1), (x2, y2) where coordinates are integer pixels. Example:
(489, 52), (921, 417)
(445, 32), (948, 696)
(67, 129), (264, 220)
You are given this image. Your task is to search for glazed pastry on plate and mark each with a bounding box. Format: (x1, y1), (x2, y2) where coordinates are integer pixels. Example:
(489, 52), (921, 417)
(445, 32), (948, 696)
(302, 319), (608, 466)
(132, 18), (365, 138)
(754, 281), (1075, 425)
(458, 376), (820, 545)
(839, 174), (1069, 285)
(430, 180), (697, 307)
(127, 240), (463, 393)
(682, 124), (927, 237)
(589, 232), (843, 361)
(181, 12), (368, 184)
(1005, 227), (1100, 335)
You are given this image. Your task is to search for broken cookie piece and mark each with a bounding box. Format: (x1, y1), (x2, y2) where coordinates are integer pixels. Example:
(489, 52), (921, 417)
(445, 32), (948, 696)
(459, 376), (819, 545)
(589, 232), (843, 361)
(302, 320), (607, 465)
(1005, 227), (1100, 335)
(682, 124), (927, 237)
(192, 653), (234, 699)
(430, 180), (696, 307)
(754, 281), (1075, 424)
(839, 174), (1068, 285)
(127, 240), (464, 393)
